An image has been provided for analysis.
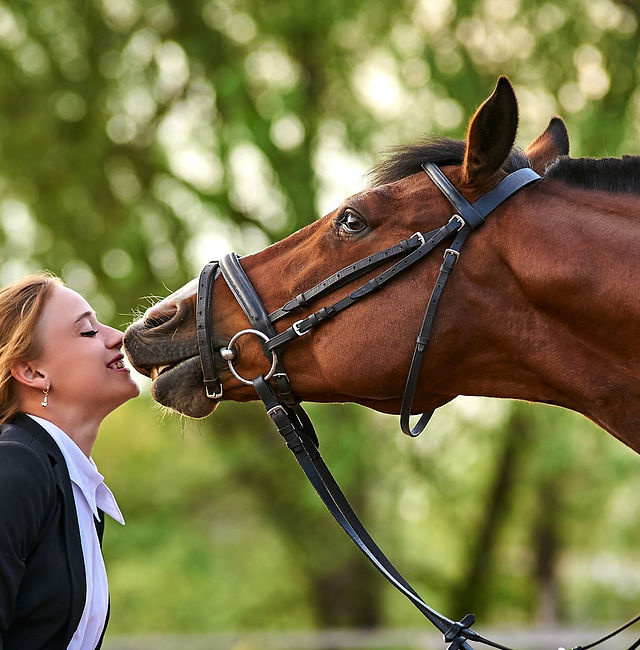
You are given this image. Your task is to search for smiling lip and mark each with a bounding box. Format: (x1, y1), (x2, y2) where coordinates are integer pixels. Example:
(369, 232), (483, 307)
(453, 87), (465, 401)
(107, 354), (127, 371)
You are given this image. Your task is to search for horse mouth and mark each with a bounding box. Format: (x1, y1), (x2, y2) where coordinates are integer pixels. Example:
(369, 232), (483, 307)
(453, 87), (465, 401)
(148, 356), (198, 389)
(147, 356), (221, 418)
(123, 319), (221, 418)
(150, 364), (174, 381)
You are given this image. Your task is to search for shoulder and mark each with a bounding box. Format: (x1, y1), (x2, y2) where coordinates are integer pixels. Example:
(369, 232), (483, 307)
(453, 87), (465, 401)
(0, 425), (60, 595)
(0, 423), (56, 507)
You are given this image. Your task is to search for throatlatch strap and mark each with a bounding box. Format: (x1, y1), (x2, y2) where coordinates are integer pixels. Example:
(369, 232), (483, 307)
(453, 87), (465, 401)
(400, 225), (471, 436)
(401, 165), (541, 436)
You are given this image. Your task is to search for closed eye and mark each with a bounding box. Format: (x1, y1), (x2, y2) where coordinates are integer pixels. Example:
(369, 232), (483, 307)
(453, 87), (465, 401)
(80, 330), (99, 337)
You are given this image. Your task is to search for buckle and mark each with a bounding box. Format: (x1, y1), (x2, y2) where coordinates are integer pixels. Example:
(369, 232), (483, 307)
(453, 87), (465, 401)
(205, 381), (223, 399)
(449, 214), (466, 230)
(412, 231), (426, 246)
(266, 404), (288, 420)
(292, 320), (310, 336)
(443, 248), (460, 262)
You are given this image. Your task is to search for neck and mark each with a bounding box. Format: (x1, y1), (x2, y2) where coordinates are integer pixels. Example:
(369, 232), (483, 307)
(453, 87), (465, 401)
(23, 402), (102, 457)
(456, 182), (640, 450)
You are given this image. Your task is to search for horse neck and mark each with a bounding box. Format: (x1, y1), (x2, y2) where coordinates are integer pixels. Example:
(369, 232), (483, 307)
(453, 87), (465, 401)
(483, 180), (640, 449)
(499, 182), (640, 330)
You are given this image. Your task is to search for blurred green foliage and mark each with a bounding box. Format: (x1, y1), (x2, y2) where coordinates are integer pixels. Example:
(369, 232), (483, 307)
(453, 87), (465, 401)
(1, 0), (640, 639)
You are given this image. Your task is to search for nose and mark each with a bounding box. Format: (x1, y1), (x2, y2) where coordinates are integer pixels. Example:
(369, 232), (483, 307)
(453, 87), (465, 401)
(143, 277), (198, 324)
(105, 325), (124, 349)
(144, 297), (177, 323)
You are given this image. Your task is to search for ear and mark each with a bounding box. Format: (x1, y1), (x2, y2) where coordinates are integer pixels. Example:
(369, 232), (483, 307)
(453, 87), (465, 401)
(462, 76), (519, 186)
(10, 361), (48, 390)
(524, 116), (569, 174)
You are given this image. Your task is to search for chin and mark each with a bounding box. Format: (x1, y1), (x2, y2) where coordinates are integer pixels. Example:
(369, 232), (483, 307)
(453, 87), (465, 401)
(110, 380), (141, 411)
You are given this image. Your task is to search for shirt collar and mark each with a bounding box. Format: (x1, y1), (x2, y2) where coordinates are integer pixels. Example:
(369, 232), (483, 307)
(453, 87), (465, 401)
(26, 414), (125, 525)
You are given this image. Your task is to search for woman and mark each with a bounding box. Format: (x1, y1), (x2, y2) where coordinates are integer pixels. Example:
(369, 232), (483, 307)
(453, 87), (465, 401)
(0, 272), (139, 649)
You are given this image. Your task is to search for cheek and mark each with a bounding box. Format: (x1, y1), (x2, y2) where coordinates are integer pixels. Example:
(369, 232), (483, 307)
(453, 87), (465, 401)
(52, 349), (104, 381)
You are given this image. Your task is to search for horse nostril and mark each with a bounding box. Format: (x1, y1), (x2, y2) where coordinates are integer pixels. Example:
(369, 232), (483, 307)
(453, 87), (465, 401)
(143, 307), (175, 330)
(145, 316), (170, 329)
(144, 301), (177, 325)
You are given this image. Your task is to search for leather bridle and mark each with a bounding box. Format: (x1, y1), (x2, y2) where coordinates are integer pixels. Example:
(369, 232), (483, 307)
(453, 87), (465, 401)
(194, 162), (640, 649)
(197, 163), (542, 433)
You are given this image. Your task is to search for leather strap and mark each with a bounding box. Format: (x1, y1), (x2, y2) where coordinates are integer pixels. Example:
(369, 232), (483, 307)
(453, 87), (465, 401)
(269, 231), (434, 322)
(422, 163), (485, 229)
(400, 225), (470, 436)
(251, 376), (482, 650)
(400, 165), (541, 436)
(196, 261), (223, 399)
(265, 219), (462, 352)
(421, 164), (541, 230)
(220, 253), (277, 339)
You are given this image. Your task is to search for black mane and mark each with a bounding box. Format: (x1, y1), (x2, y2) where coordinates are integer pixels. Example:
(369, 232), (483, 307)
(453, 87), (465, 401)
(371, 138), (640, 196)
(370, 138), (530, 187)
(545, 155), (640, 195)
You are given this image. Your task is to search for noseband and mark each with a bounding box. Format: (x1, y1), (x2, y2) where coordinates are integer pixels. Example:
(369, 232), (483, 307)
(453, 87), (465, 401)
(194, 164), (640, 649)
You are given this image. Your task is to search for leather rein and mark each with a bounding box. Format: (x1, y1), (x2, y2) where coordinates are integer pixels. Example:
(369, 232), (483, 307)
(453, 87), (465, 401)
(194, 163), (640, 650)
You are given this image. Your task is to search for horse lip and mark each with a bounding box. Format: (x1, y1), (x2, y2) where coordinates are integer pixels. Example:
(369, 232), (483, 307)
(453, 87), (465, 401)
(149, 356), (200, 382)
(150, 365), (172, 381)
(123, 325), (200, 375)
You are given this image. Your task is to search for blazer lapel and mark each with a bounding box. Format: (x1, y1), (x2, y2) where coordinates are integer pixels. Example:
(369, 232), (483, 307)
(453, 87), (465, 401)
(53, 458), (87, 645)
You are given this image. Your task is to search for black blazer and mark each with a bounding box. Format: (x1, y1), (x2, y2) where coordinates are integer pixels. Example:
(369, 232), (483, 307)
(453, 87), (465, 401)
(0, 413), (107, 649)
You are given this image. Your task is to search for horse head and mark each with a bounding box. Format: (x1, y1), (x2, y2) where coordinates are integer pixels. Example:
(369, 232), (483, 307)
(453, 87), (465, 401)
(125, 77), (577, 428)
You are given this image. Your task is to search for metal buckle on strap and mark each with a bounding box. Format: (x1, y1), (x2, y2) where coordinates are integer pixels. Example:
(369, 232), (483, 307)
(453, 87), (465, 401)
(412, 231), (426, 246)
(292, 319), (310, 336)
(449, 214), (466, 230)
(443, 248), (460, 262)
(205, 381), (223, 399)
(266, 404), (288, 420)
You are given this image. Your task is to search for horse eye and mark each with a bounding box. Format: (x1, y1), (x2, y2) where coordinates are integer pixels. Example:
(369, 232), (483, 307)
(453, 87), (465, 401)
(341, 209), (366, 234)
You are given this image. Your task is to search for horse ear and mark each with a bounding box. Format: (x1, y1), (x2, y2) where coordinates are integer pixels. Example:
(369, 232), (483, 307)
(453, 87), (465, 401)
(524, 116), (570, 174)
(462, 76), (518, 186)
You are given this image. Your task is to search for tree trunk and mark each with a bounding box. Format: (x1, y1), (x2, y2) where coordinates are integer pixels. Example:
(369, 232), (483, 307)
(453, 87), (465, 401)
(450, 406), (532, 618)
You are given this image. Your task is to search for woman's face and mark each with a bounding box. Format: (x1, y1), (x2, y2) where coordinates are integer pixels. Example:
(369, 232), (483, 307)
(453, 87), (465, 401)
(35, 285), (139, 416)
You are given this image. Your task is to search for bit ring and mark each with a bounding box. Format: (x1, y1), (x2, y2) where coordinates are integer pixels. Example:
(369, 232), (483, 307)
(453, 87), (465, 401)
(224, 329), (277, 385)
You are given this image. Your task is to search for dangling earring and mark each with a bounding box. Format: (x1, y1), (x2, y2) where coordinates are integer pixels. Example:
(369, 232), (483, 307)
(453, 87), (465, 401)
(41, 386), (49, 408)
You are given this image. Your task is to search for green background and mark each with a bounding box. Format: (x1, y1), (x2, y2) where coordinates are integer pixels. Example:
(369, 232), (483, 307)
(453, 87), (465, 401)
(1, 0), (639, 641)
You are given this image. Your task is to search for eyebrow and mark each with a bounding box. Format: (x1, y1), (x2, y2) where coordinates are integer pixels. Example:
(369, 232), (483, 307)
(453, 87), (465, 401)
(74, 310), (96, 324)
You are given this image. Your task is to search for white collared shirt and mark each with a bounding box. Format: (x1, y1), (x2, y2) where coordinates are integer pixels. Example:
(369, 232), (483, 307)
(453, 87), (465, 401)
(26, 414), (125, 650)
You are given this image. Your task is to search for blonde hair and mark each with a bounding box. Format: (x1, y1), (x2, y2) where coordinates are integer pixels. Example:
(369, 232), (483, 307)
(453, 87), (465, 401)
(0, 272), (62, 425)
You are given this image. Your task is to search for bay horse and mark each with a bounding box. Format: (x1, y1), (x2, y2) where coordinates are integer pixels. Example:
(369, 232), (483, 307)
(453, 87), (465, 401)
(123, 76), (640, 644)
(124, 76), (640, 455)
